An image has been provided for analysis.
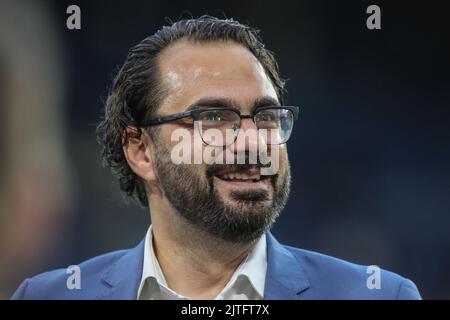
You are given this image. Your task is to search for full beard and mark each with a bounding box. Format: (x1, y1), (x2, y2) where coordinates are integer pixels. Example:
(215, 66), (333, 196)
(152, 139), (291, 244)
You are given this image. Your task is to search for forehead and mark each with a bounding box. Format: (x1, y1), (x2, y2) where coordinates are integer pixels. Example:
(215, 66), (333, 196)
(157, 39), (278, 113)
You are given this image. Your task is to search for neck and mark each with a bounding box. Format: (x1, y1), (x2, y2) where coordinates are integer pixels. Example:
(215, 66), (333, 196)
(149, 198), (257, 299)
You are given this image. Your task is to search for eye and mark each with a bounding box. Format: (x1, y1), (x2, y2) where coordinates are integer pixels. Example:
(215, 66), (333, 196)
(205, 112), (224, 122)
(257, 110), (276, 121)
(199, 110), (241, 129)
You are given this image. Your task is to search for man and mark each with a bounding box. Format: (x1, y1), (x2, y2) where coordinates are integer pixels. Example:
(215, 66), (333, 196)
(12, 16), (421, 300)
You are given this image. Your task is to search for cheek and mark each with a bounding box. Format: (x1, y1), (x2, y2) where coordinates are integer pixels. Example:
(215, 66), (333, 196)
(189, 133), (210, 180)
(161, 125), (198, 163)
(278, 146), (289, 168)
(191, 129), (204, 150)
(278, 149), (290, 181)
(263, 144), (288, 175)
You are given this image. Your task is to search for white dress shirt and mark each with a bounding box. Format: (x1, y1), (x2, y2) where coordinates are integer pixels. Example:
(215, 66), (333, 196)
(137, 225), (267, 300)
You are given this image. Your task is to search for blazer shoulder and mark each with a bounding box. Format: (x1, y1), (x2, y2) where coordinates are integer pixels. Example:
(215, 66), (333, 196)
(11, 249), (129, 300)
(283, 245), (421, 300)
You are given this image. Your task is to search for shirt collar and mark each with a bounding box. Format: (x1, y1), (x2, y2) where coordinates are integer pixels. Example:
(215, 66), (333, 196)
(225, 232), (267, 298)
(137, 225), (267, 299)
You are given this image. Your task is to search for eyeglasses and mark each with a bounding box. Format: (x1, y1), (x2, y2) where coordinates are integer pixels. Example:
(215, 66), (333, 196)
(140, 106), (299, 147)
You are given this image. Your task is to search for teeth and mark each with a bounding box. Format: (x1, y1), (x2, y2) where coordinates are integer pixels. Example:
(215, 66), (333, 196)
(221, 173), (261, 181)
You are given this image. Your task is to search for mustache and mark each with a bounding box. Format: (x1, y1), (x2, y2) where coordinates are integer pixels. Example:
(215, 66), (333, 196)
(206, 154), (272, 177)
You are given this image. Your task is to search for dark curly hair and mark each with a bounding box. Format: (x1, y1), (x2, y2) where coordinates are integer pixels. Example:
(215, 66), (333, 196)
(96, 15), (286, 207)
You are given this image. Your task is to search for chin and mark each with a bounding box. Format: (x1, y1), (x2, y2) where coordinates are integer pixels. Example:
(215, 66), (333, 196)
(222, 196), (273, 214)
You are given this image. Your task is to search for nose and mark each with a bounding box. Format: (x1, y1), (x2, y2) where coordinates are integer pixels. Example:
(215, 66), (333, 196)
(229, 118), (268, 155)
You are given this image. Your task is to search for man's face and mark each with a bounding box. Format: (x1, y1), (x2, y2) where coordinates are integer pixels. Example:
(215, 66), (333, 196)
(150, 40), (291, 243)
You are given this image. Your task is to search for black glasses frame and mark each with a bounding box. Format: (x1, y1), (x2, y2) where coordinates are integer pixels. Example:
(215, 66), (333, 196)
(140, 105), (299, 127)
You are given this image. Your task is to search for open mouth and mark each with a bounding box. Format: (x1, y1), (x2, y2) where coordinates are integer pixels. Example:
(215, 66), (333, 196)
(212, 165), (275, 203)
(217, 172), (270, 182)
(214, 166), (273, 184)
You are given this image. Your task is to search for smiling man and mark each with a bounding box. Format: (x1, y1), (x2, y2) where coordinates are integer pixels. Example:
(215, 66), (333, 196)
(12, 15), (421, 300)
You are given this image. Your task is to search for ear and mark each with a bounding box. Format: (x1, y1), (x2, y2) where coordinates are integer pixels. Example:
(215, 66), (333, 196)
(122, 126), (158, 184)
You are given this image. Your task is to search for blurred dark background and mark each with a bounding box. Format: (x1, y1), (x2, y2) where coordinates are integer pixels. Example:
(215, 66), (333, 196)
(0, 0), (449, 299)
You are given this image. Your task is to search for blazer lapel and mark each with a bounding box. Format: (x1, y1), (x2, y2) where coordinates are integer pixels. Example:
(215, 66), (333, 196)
(264, 232), (310, 299)
(98, 239), (145, 299)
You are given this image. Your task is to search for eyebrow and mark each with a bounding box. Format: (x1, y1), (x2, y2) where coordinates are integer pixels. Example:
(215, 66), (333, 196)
(186, 96), (280, 113)
(252, 96), (281, 112)
(186, 97), (236, 111)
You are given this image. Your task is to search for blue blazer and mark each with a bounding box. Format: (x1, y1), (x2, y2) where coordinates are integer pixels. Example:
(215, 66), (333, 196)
(11, 232), (421, 299)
